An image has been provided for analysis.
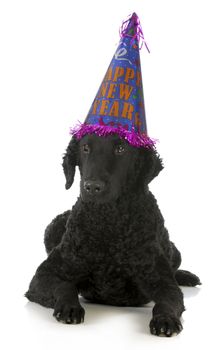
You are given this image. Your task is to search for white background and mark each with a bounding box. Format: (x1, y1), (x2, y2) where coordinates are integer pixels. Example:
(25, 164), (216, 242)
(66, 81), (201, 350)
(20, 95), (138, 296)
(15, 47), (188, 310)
(0, 0), (215, 349)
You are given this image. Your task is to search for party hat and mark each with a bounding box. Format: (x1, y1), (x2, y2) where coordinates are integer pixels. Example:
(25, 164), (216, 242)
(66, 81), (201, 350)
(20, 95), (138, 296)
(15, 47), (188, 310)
(70, 13), (156, 148)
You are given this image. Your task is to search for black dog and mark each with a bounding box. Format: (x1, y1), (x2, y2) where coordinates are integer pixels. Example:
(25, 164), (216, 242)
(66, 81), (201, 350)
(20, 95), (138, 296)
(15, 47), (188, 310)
(25, 133), (201, 336)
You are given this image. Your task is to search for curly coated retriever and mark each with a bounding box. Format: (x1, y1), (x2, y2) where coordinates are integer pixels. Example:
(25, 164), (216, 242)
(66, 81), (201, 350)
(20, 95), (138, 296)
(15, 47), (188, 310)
(25, 133), (201, 336)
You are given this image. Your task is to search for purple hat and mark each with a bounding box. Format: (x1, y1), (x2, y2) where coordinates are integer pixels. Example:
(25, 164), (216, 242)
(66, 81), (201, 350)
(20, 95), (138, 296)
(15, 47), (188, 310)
(70, 13), (157, 148)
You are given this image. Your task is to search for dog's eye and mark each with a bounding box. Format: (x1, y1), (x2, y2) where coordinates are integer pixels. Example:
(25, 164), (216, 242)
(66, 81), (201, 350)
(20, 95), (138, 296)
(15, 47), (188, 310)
(82, 144), (90, 154)
(115, 144), (125, 155)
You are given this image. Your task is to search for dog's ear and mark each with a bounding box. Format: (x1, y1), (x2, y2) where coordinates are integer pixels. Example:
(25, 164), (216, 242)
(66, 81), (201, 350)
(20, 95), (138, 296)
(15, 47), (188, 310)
(139, 147), (164, 185)
(62, 137), (79, 190)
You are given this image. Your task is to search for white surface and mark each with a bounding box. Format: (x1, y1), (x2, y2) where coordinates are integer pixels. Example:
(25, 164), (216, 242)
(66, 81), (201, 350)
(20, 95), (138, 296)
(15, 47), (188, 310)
(0, 0), (215, 349)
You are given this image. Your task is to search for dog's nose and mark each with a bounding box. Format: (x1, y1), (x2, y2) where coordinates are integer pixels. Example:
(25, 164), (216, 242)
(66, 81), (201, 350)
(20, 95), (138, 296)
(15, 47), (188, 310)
(84, 180), (105, 195)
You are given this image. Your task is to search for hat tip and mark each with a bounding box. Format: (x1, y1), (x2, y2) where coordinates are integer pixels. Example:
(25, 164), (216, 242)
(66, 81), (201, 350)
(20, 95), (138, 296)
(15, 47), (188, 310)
(131, 12), (138, 19)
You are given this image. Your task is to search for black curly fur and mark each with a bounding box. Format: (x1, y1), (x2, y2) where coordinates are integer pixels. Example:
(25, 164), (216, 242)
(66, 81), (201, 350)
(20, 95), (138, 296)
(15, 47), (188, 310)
(25, 134), (201, 336)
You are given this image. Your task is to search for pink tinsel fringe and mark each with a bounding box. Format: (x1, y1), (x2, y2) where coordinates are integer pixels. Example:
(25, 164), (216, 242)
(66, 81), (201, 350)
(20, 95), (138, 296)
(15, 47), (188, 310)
(119, 12), (150, 52)
(69, 122), (158, 149)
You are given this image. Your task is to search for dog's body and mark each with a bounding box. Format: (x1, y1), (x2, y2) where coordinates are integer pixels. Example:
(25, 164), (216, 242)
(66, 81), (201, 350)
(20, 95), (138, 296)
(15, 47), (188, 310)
(43, 194), (181, 308)
(26, 134), (200, 336)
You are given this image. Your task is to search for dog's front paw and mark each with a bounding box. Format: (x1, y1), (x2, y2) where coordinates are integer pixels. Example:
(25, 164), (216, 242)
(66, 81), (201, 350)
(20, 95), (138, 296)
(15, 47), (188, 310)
(53, 299), (85, 324)
(150, 314), (183, 337)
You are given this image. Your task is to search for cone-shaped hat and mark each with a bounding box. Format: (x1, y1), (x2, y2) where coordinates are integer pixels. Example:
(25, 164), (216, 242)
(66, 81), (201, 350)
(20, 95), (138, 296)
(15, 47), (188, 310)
(70, 13), (156, 148)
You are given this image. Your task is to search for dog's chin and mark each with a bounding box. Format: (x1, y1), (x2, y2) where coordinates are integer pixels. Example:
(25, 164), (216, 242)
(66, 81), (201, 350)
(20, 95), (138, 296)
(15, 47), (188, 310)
(80, 191), (119, 205)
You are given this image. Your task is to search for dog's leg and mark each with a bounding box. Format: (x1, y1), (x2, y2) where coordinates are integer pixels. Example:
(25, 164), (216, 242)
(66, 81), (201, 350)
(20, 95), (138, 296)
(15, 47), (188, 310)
(44, 210), (71, 254)
(148, 256), (185, 337)
(169, 243), (201, 286)
(169, 241), (181, 270)
(25, 247), (85, 324)
(175, 269), (201, 286)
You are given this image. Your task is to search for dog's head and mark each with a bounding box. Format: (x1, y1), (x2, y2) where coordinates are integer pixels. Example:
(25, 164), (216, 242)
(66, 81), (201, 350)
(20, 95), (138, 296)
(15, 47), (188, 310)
(62, 134), (163, 203)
